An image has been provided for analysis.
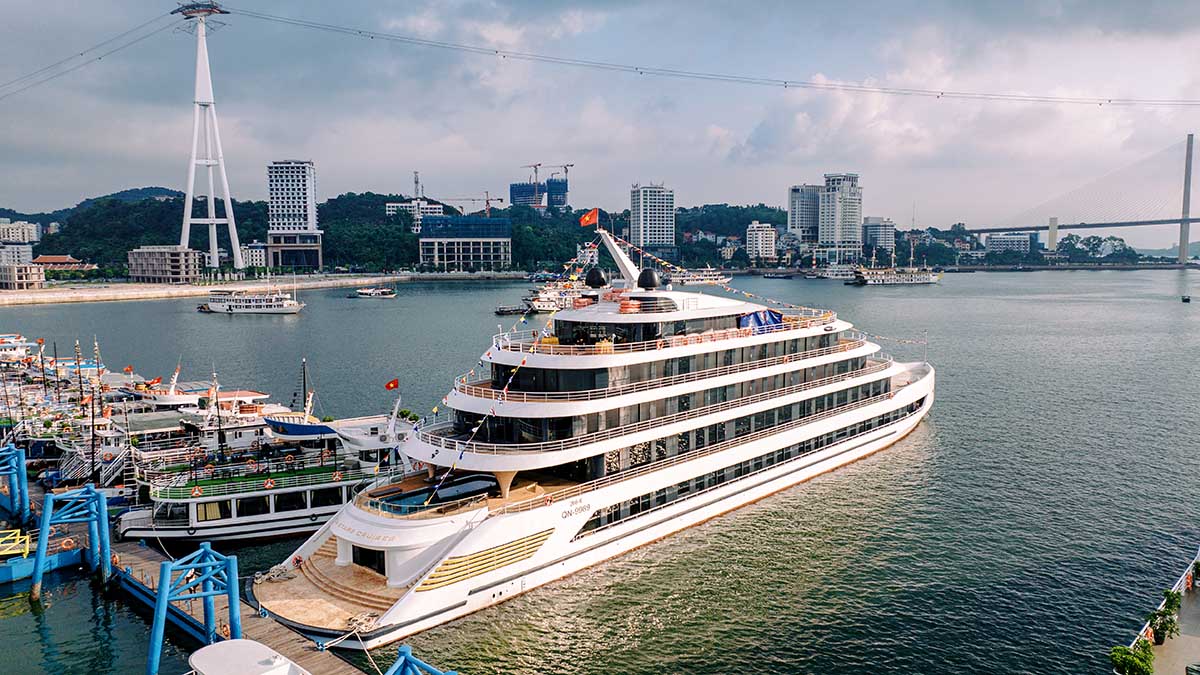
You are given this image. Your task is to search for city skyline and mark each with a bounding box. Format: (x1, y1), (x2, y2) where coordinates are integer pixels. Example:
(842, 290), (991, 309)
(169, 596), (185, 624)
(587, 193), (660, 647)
(5, 2), (1200, 247)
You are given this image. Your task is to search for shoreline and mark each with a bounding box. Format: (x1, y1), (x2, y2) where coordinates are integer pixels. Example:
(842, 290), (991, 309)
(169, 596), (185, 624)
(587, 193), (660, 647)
(0, 271), (528, 307)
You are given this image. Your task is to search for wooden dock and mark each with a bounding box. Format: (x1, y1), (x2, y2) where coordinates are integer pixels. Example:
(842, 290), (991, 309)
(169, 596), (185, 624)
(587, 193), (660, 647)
(111, 539), (367, 675)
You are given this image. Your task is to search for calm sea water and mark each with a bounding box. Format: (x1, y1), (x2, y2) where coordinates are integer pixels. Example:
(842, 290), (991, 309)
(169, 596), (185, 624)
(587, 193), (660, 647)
(1, 270), (1198, 674)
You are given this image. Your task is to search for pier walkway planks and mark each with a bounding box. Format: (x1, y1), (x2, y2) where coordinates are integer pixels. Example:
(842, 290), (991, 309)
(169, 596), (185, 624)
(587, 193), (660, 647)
(111, 540), (367, 675)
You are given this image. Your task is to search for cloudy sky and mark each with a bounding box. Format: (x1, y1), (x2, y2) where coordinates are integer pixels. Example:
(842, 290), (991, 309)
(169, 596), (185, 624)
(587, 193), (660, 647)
(4, 0), (1200, 246)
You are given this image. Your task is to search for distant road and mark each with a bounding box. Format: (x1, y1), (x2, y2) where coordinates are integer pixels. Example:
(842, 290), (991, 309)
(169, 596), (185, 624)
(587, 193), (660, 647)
(0, 271), (528, 307)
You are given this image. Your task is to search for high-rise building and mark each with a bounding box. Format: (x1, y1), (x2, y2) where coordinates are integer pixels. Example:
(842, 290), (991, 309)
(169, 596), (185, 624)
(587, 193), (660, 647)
(0, 219), (39, 243)
(266, 159), (323, 269)
(819, 174), (862, 261)
(745, 221), (778, 262)
(0, 243), (34, 266)
(862, 216), (896, 252)
(630, 183), (675, 248)
(787, 184), (821, 245)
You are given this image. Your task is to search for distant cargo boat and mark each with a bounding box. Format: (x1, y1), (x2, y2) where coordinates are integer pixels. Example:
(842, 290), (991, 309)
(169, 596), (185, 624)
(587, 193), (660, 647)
(762, 271), (794, 279)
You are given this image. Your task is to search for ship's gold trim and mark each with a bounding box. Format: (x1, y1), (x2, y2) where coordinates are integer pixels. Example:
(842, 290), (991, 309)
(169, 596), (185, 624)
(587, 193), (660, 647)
(415, 529), (554, 592)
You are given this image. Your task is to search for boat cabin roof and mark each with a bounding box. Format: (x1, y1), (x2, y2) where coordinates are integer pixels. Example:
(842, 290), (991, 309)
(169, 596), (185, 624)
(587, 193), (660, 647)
(553, 289), (763, 324)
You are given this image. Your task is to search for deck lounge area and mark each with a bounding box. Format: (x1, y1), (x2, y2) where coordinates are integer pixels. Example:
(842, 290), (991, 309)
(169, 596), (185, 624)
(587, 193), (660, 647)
(1151, 567), (1200, 674)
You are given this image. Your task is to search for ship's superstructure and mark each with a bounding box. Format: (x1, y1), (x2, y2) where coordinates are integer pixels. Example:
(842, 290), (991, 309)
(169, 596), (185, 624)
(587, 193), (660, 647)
(254, 229), (935, 649)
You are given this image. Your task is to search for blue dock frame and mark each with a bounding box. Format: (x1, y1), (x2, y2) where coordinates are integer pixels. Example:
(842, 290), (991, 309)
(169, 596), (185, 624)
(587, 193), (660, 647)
(31, 483), (110, 600)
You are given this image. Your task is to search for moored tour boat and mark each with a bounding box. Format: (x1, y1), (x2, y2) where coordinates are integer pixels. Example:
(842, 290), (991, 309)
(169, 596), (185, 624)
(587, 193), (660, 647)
(198, 288), (304, 314)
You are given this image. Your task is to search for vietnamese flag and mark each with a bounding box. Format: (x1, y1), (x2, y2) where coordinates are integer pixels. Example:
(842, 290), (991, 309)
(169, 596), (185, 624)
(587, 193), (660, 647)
(579, 208), (599, 227)
(385, 378), (400, 390)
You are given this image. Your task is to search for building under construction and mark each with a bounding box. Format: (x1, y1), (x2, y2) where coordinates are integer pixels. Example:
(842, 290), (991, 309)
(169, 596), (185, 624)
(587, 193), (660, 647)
(509, 178), (568, 208)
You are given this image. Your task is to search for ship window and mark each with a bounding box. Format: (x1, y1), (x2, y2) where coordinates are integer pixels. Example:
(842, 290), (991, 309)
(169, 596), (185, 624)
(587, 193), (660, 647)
(196, 500), (231, 522)
(311, 487), (343, 507)
(274, 491), (307, 512)
(237, 495), (270, 517)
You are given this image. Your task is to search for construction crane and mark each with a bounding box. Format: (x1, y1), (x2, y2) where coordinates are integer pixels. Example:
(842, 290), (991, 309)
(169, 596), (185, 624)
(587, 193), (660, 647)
(551, 163), (574, 180)
(443, 191), (505, 217)
(521, 163), (542, 205)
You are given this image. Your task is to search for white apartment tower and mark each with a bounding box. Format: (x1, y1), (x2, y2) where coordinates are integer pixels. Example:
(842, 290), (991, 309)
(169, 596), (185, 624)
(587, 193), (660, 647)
(787, 184), (821, 245)
(819, 173), (862, 261)
(745, 221), (778, 262)
(862, 216), (896, 252)
(266, 160), (323, 269)
(630, 183), (675, 248)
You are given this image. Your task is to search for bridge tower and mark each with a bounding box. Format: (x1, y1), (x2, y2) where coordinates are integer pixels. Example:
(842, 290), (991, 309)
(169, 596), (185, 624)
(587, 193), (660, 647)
(1047, 217), (1058, 251)
(174, 1), (244, 270)
(1180, 133), (1193, 264)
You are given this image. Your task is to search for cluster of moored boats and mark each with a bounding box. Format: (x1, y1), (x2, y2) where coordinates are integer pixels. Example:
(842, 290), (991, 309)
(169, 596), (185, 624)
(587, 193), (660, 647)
(0, 340), (415, 544)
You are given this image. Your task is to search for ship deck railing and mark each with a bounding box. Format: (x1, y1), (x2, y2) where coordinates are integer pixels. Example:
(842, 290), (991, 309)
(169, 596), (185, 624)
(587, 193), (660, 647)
(493, 383), (918, 515)
(491, 308), (838, 356)
(140, 445), (333, 480)
(148, 463), (400, 500)
(417, 357), (894, 456)
(456, 336), (869, 403)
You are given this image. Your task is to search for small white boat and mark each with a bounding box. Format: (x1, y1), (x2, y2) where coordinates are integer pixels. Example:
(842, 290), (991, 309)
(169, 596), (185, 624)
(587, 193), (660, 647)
(353, 287), (397, 298)
(189, 639), (311, 675)
(199, 288), (304, 314)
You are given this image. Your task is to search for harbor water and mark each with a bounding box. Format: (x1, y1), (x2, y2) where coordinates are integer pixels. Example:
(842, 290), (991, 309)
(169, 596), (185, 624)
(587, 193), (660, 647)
(1, 270), (1198, 674)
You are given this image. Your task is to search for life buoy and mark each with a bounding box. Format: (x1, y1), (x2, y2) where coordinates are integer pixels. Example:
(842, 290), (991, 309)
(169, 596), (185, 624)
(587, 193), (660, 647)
(48, 525), (57, 537)
(309, 514), (318, 522)
(246, 459), (257, 470)
(1188, 572), (1194, 590)
(263, 478), (276, 489)
(543, 494), (552, 506)
(59, 537), (75, 550)
(320, 449), (331, 460)
(285, 454), (295, 464)
(191, 485), (204, 497)
(331, 471), (343, 481)
(219, 624), (231, 639)
(292, 554), (304, 567)
(187, 527), (196, 536)
(111, 553), (120, 567)
(102, 452), (114, 462)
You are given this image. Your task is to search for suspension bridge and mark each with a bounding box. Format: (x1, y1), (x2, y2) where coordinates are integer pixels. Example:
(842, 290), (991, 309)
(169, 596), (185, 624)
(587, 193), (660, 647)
(962, 135), (1198, 262)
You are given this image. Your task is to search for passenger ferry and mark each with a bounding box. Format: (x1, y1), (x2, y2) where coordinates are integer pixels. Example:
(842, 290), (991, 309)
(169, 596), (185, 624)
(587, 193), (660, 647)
(816, 264), (857, 281)
(848, 267), (942, 286)
(198, 288), (304, 314)
(254, 228), (935, 648)
(671, 266), (733, 286)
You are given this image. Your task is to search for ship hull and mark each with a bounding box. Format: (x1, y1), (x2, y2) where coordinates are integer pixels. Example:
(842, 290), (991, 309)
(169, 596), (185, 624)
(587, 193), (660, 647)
(275, 366), (935, 649)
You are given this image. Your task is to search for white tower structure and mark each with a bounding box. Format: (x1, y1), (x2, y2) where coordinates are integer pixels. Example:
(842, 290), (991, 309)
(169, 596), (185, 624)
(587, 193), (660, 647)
(175, 2), (243, 269)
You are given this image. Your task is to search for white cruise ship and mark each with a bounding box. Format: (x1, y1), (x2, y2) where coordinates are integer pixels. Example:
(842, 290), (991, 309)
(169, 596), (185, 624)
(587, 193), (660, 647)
(252, 229), (935, 649)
